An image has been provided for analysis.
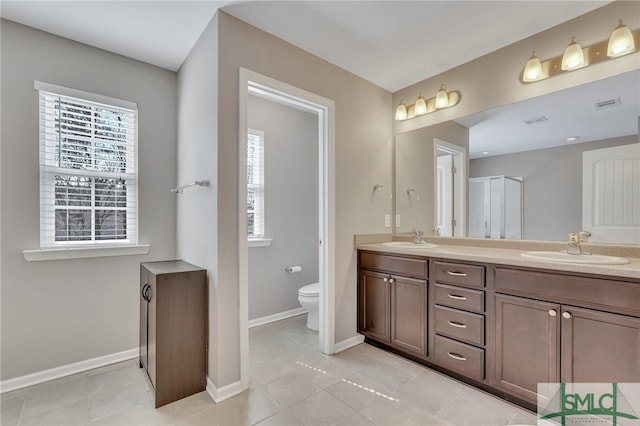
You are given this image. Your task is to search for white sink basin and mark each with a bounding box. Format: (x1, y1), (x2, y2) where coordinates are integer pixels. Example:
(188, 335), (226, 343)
(521, 251), (629, 265)
(381, 241), (438, 249)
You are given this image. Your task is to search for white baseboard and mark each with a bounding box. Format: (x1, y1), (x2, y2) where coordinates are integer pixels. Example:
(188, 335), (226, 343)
(0, 348), (139, 394)
(206, 376), (244, 403)
(248, 307), (307, 328)
(333, 334), (365, 353)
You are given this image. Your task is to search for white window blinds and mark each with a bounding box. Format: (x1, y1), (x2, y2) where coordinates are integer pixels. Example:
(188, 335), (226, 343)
(36, 81), (138, 247)
(247, 129), (265, 238)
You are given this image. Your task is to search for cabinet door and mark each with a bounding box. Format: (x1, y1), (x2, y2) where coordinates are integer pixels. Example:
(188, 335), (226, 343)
(494, 294), (560, 406)
(391, 276), (427, 358)
(147, 273), (157, 388)
(140, 266), (149, 371)
(561, 306), (640, 383)
(359, 271), (390, 343)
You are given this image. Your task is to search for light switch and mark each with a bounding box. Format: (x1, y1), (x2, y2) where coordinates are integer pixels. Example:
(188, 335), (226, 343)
(384, 214), (391, 228)
(395, 214), (401, 227)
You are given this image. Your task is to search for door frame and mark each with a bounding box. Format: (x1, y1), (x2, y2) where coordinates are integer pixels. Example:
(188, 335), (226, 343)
(238, 68), (336, 390)
(434, 139), (467, 237)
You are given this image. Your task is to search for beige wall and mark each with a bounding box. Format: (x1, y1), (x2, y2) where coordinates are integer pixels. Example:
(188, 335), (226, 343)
(0, 20), (177, 381)
(395, 121), (469, 234)
(214, 11), (392, 387)
(393, 1), (640, 135)
(176, 14), (221, 385)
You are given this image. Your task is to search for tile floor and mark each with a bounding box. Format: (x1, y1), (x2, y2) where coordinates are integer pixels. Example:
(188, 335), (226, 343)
(1, 315), (538, 425)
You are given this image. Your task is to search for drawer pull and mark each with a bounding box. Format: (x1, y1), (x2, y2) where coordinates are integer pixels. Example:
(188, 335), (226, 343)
(448, 321), (467, 329)
(447, 352), (467, 361)
(447, 293), (467, 301)
(446, 270), (468, 277)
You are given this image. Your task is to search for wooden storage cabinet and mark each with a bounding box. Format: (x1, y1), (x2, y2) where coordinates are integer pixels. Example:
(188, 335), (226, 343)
(358, 252), (428, 358)
(493, 267), (640, 406)
(140, 261), (207, 408)
(431, 259), (487, 382)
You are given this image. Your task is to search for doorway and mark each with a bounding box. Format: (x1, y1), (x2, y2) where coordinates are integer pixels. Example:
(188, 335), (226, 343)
(238, 69), (336, 391)
(434, 140), (467, 237)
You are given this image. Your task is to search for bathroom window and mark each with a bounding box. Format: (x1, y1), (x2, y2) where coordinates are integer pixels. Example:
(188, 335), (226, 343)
(36, 81), (138, 248)
(247, 129), (265, 238)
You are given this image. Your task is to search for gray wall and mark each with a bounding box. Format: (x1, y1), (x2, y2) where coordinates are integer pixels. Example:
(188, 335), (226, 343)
(247, 95), (319, 320)
(470, 135), (638, 241)
(0, 20), (177, 381)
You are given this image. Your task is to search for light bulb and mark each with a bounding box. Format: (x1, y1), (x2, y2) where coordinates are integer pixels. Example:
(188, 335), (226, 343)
(435, 85), (449, 109)
(395, 100), (407, 121)
(608, 19), (635, 57)
(414, 93), (427, 116)
(561, 37), (585, 70)
(523, 51), (542, 82)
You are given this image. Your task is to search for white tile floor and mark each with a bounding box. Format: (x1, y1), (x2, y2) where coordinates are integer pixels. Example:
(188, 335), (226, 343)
(1, 315), (538, 425)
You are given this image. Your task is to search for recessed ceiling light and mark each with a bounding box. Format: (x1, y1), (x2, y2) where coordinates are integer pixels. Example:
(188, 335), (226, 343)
(482, 151), (490, 155)
(566, 136), (580, 141)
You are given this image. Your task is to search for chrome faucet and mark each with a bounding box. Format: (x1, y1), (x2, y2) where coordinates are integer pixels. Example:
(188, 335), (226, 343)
(411, 228), (427, 244)
(565, 231), (591, 255)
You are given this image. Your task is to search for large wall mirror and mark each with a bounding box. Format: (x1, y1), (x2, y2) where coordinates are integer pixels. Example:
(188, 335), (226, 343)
(394, 69), (640, 245)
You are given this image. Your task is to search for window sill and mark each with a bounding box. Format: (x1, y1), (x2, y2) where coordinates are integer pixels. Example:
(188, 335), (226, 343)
(248, 238), (273, 248)
(23, 244), (150, 262)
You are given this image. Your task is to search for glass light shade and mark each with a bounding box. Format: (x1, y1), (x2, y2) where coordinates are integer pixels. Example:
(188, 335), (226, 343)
(395, 100), (407, 121)
(435, 85), (449, 109)
(561, 37), (585, 70)
(414, 93), (427, 116)
(523, 51), (542, 82)
(608, 20), (635, 57)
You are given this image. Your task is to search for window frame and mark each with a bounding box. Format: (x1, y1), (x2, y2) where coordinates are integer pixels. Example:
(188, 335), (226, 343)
(247, 128), (266, 241)
(35, 81), (139, 249)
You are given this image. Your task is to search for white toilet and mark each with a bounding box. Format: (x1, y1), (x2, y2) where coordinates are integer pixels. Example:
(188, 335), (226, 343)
(298, 283), (319, 331)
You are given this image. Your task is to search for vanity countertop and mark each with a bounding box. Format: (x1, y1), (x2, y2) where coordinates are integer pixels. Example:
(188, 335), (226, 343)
(356, 242), (640, 280)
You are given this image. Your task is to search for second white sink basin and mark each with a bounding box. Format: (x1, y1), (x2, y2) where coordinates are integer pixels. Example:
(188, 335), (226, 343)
(521, 251), (629, 265)
(381, 241), (438, 249)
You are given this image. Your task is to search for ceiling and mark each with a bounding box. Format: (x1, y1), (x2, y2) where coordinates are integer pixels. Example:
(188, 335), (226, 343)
(1, 0), (635, 156)
(1, 1), (610, 92)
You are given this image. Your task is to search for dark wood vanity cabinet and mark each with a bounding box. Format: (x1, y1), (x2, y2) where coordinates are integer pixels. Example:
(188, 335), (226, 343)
(140, 261), (207, 408)
(493, 267), (640, 406)
(357, 248), (640, 412)
(358, 252), (428, 358)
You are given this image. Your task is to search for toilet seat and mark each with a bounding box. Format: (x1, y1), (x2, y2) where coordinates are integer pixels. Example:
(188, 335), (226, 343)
(298, 283), (319, 297)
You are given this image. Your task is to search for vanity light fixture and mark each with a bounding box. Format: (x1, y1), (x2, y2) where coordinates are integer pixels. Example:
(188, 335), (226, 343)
(561, 37), (585, 70)
(414, 93), (427, 116)
(521, 19), (638, 83)
(395, 85), (461, 121)
(522, 51), (543, 82)
(395, 99), (408, 121)
(608, 19), (635, 57)
(566, 136), (580, 142)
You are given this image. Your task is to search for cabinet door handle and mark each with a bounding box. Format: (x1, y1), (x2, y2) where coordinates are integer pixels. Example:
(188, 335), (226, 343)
(446, 270), (468, 277)
(448, 321), (467, 329)
(548, 309), (557, 317)
(447, 352), (467, 361)
(562, 312), (572, 319)
(389, 278), (395, 283)
(448, 294), (467, 301)
(383, 277), (388, 282)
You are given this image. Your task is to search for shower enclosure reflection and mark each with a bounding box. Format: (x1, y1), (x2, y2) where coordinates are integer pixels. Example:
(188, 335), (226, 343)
(468, 176), (523, 239)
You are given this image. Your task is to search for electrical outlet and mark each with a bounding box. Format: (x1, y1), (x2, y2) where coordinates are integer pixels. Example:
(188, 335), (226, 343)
(396, 214), (401, 227)
(384, 214), (391, 228)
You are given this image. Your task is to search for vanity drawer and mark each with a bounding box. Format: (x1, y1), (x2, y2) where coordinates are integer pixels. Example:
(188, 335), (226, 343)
(435, 306), (484, 346)
(360, 252), (428, 279)
(433, 335), (484, 382)
(494, 268), (640, 317)
(433, 261), (485, 288)
(434, 283), (485, 313)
